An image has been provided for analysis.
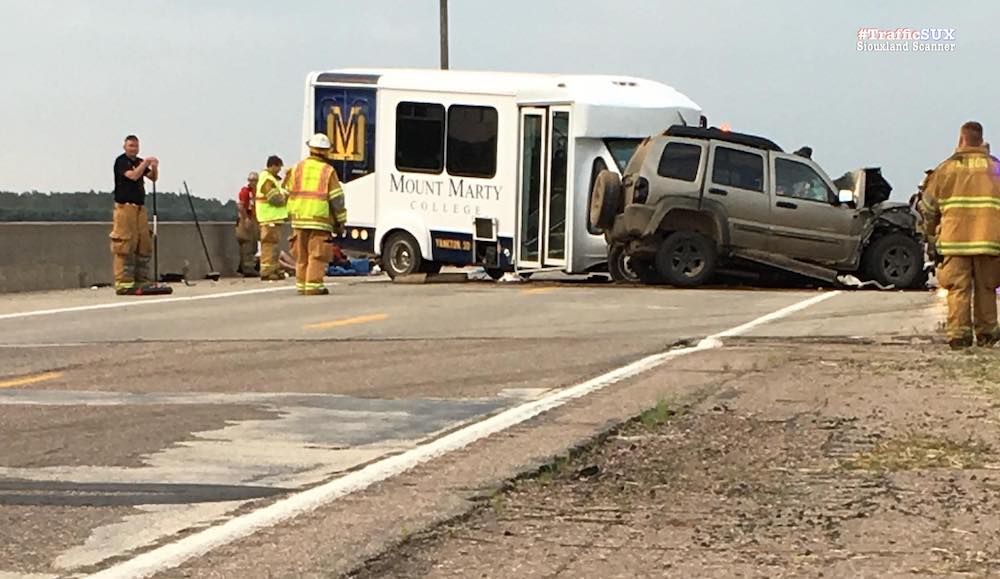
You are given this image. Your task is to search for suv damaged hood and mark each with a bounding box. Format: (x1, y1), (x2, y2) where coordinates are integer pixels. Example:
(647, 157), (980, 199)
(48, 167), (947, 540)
(872, 200), (919, 230)
(833, 168), (893, 208)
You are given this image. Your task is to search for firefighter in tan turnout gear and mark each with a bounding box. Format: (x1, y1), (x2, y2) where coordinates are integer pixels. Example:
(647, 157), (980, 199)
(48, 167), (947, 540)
(255, 155), (289, 281)
(235, 172), (259, 276)
(283, 133), (347, 295)
(921, 121), (1000, 349)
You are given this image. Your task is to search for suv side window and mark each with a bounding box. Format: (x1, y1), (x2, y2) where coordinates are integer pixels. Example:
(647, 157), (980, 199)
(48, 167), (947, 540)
(711, 146), (764, 192)
(657, 142), (701, 182)
(775, 158), (833, 203)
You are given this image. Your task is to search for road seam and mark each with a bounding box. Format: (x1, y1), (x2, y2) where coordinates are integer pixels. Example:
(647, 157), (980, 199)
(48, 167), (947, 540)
(87, 290), (841, 579)
(0, 286), (298, 321)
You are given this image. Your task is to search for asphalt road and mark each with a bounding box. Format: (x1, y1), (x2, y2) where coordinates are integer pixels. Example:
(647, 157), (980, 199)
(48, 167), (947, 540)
(0, 276), (944, 578)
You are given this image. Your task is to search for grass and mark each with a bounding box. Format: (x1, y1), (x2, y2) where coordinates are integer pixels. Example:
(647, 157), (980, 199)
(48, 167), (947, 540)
(489, 491), (507, 515)
(537, 453), (572, 485)
(842, 433), (990, 472)
(639, 399), (675, 429)
(929, 352), (1000, 398)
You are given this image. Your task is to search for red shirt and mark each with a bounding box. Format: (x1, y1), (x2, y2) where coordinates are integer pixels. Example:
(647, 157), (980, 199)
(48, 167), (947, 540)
(238, 186), (254, 218)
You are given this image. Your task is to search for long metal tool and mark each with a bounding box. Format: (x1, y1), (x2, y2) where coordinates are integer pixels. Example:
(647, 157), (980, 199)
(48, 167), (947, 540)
(137, 177), (173, 295)
(183, 181), (221, 281)
(152, 179), (159, 282)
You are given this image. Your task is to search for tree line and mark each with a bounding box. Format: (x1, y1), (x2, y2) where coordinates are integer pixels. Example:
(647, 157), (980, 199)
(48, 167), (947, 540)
(0, 191), (239, 222)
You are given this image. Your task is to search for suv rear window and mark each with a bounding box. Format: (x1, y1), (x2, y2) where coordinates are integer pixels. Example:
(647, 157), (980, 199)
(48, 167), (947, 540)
(656, 142), (701, 182)
(711, 147), (764, 192)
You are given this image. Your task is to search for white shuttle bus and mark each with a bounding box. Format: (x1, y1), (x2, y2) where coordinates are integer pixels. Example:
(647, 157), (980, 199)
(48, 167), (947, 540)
(299, 69), (702, 279)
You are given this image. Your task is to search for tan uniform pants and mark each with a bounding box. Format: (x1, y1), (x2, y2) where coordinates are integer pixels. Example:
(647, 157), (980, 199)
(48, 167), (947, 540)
(110, 203), (152, 290)
(291, 228), (331, 293)
(938, 255), (1000, 340)
(259, 223), (282, 277)
(235, 217), (258, 273)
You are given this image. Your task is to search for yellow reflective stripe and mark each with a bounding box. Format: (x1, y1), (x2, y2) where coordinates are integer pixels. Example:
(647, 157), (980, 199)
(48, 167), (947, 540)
(938, 197), (1000, 210)
(329, 187), (344, 199)
(291, 221), (333, 232)
(290, 191), (330, 201)
(292, 215), (332, 223)
(937, 241), (1000, 255)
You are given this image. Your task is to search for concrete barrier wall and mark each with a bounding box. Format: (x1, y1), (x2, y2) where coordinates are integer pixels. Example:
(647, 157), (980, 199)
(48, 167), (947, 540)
(0, 222), (292, 293)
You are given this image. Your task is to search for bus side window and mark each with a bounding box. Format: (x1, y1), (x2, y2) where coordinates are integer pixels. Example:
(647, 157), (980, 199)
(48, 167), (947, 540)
(396, 102), (445, 174)
(446, 105), (498, 179)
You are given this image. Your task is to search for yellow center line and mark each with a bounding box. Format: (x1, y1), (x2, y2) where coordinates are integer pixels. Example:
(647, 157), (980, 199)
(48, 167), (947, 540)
(305, 313), (389, 330)
(0, 371), (64, 389)
(522, 287), (558, 295)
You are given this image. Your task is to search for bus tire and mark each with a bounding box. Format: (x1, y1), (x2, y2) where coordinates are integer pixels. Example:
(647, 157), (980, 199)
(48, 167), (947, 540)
(608, 245), (641, 283)
(382, 232), (424, 279)
(420, 261), (442, 274)
(590, 170), (622, 231)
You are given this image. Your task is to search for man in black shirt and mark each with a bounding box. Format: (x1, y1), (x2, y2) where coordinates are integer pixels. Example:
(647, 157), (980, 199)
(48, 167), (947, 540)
(110, 135), (159, 294)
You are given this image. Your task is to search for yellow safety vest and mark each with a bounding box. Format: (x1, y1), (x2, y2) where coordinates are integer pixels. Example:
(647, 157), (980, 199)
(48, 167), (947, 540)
(254, 170), (289, 225)
(285, 157), (344, 231)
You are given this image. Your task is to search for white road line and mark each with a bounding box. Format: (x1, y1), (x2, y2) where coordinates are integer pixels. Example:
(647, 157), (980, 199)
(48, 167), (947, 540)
(0, 286), (296, 321)
(88, 290), (841, 579)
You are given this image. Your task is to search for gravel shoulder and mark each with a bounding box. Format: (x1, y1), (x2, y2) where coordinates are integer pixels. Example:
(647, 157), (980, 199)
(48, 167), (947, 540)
(353, 342), (1000, 579)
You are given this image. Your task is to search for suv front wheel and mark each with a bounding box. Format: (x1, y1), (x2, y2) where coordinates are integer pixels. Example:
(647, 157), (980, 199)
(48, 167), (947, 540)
(655, 232), (717, 287)
(862, 232), (925, 289)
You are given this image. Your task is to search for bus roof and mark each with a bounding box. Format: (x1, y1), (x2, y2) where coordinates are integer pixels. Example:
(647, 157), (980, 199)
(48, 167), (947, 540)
(310, 68), (700, 111)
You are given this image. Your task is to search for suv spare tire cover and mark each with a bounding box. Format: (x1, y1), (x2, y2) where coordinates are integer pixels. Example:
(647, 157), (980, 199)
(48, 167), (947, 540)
(590, 170), (622, 231)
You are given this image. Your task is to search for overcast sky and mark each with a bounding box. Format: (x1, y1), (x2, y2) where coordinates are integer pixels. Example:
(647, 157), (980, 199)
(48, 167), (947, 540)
(1, 1), (995, 201)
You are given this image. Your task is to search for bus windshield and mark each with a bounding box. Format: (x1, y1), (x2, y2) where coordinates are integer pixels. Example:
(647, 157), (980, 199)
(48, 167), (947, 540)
(604, 139), (642, 172)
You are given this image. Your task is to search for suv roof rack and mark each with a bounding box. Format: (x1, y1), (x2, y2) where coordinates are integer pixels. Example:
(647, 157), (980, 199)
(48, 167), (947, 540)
(664, 125), (784, 153)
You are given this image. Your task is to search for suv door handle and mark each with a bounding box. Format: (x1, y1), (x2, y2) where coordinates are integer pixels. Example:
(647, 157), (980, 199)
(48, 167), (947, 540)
(776, 201), (798, 209)
(708, 187), (728, 196)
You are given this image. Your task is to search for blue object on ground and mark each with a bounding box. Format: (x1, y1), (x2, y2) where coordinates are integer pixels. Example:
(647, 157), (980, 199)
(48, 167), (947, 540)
(326, 258), (372, 276)
(350, 258), (370, 275)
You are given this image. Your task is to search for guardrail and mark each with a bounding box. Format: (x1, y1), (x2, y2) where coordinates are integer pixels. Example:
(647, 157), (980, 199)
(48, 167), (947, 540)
(0, 222), (291, 293)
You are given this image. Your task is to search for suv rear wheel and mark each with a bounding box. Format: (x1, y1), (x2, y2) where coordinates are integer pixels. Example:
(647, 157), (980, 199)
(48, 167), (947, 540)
(863, 232), (925, 289)
(655, 232), (717, 287)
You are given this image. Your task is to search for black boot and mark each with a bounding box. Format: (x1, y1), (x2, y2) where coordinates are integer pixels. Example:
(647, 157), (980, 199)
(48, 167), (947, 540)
(950, 337), (974, 350)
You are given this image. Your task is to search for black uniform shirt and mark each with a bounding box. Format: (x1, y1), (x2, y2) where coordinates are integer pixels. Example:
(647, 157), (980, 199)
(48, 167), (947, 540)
(113, 154), (148, 205)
